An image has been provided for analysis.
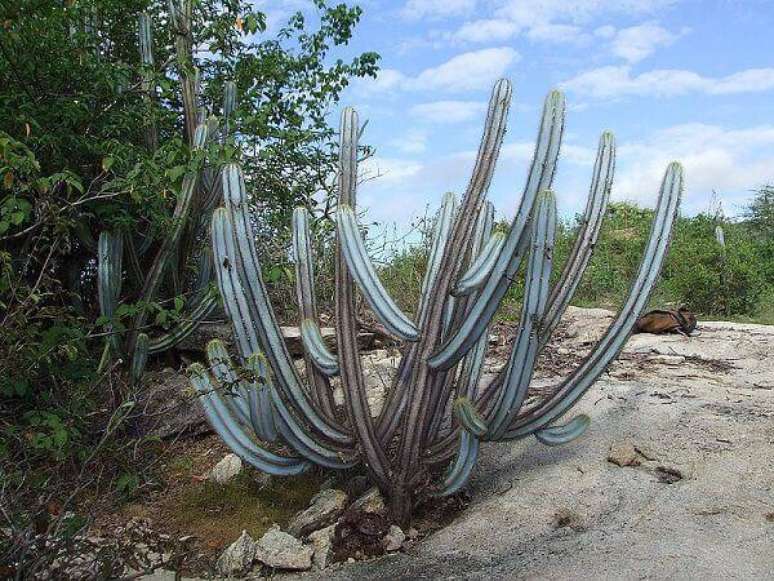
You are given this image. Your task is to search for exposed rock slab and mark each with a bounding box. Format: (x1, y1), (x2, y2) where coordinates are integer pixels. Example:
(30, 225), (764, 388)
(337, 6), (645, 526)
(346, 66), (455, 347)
(287, 488), (348, 537)
(283, 313), (774, 580)
(255, 525), (313, 570)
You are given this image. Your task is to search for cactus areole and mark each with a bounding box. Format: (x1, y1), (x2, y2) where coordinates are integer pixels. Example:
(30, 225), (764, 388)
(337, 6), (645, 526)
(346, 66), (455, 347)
(191, 79), (684, 525)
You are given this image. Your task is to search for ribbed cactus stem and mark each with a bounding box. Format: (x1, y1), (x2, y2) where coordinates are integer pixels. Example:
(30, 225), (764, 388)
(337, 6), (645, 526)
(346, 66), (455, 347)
(540, 130), (615, 347)
(430, 90), (565, 371)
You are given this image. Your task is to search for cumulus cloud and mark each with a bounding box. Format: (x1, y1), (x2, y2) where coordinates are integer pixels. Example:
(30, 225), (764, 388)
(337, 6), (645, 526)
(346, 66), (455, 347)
(609, 22), (685, 62)
(450, 19), (520, 43)
(562, 66), (774, 99)
(614, 124), (774, 212)
(410, 100), (487, 123)
(357, 48), (520, 95)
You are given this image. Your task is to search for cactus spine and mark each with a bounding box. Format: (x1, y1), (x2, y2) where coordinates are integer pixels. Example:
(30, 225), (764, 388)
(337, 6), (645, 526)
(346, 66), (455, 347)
(192, 79), (683, 525)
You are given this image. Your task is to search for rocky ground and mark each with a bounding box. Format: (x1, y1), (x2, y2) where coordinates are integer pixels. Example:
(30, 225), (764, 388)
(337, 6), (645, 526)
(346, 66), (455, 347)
(287, 308), (774, 580)
(41, 307), (774, 579)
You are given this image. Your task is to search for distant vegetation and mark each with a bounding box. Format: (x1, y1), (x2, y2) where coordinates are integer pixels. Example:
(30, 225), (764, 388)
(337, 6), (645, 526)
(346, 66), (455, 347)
(381, 187), (774, 325)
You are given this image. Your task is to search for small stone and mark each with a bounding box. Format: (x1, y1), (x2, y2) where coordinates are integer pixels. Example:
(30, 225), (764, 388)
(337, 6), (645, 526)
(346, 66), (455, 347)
(308, 524), (336, 569)
(255, 525), (313, 570)
(382, 525), (406, 552)
(208, 453), (242, 485)
(607, 442), (641, 467)
(407, 527), (419, 540)
(287, 488), (348, 537)
(216, 530), (256, 577)
(349, 487), (386, 515)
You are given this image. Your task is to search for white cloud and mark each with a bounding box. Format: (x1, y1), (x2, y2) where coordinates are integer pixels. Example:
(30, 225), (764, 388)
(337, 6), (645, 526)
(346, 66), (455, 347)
(358, 48), (519, 94)
(526, 24), (587, 43)
(449, 19), (520, 43)
(610, 22), (685, 62)
(562, 66), (774, 99)
(410, 100), (486, 123)
(615, 124), (774, 212)
(411, 48), (520, 91)
(400, 0), (476, 20)
(389, 130), (428, 154)
(495, 0), (678, 28)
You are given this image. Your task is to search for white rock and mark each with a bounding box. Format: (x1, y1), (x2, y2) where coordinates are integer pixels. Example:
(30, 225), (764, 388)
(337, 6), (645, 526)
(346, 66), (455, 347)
(383, 525), (406, 552)
(287, 488), (348, 537)
(216, 530), (256, 577)
(309, 524), (336, 569)
(255, 525), (313, 570)
(208, 453), (242, 485)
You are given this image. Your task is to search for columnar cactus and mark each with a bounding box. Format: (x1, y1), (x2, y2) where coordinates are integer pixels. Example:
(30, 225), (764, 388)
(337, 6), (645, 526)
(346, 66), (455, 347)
(96, 2), (235, 380)
(192, 79), (683, 524)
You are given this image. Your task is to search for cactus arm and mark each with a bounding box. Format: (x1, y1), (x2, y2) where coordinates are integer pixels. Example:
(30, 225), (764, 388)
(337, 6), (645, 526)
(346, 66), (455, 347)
(394, 81), (512, 508)
(435, 430), (480, 497)
(335, 107), (392, 490)
(534, 414), (591, 446)
(218, 167), (351, 444)
(138, 13), (158, 151)
(429, 90), (565, 372)
(293, 207), (338, 411)
(189, 363), (310, 475)
(418, 192), (459, 319)
(269, 388), (357, 469)
(452, 231), (506, 297)
(130, 333), (150, 384)
(206, 340), (251, 425)
(424, 200), (494, 444)
(300, 319), (339, 377)
(453, 397), (489, 437)
(337, 204), (420, 341)
(147, 291), (217, 355)
(487, 190), (556, 439)
(97, 231), (123, 353)
(540, 131), (615, 347)
(504, 162), (683, 439)
(128, 124), (208, 355)
(375, 192), (459, 444)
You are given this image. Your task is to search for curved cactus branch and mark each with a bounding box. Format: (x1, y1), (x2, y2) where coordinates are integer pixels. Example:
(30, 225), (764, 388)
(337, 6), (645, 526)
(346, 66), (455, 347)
(300, 319), (339, 377)
(435, 430), (480, 497)
(97, 231), (123, 353)
(293, 207), (338, 412)
(429, 90), (565, 371)
(540, 131), (615, 347)
(534, 414), (591, 446)
(504, 162), (683, 439)
(454, 397), (488, 437)
(487, 190), (556, 439)
(336, 107), (392, 490)
(337, 204), (419, 341)
(148, 291), (217, 355)
(453, 231), (506, 297)
(212, 202), (349, 446)
(189, 363), (310, 475)
(131, 333), (150, 384)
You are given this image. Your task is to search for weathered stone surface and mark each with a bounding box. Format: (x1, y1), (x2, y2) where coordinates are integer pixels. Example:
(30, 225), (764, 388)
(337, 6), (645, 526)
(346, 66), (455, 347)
(280, 312), (774, 580)
(215, 530), (256, 577)
(309, 524), (336, 569)
(607, 441), (642, 467)
(208, 453), (242, 484)
(349, 487), (386, 515)
(255, 525), (313, 570)
(288, 488), (348, 537)
(137, 368), (208, 439)
(382, 525), (405, 552)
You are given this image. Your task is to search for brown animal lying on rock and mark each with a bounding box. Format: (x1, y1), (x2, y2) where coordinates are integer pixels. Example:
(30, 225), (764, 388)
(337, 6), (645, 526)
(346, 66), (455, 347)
(634, 308), (697, 336)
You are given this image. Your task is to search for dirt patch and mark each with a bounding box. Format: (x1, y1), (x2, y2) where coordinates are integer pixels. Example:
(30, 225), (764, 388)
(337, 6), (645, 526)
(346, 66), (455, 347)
(91, 435), (324, 574)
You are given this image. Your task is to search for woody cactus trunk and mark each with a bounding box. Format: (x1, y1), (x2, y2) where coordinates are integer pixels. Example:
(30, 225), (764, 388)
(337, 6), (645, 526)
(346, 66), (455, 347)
(190, 79), (683, 524)
(97, 2), (235, 382)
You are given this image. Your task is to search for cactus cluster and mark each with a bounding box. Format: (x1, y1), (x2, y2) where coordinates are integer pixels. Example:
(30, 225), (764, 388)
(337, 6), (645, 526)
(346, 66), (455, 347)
(96, 1), (235, 381)
(191, 79), (683, 524)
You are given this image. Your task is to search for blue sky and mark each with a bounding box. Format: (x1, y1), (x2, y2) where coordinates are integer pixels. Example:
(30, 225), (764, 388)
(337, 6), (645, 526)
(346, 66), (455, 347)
(258, 0), (774, 227)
